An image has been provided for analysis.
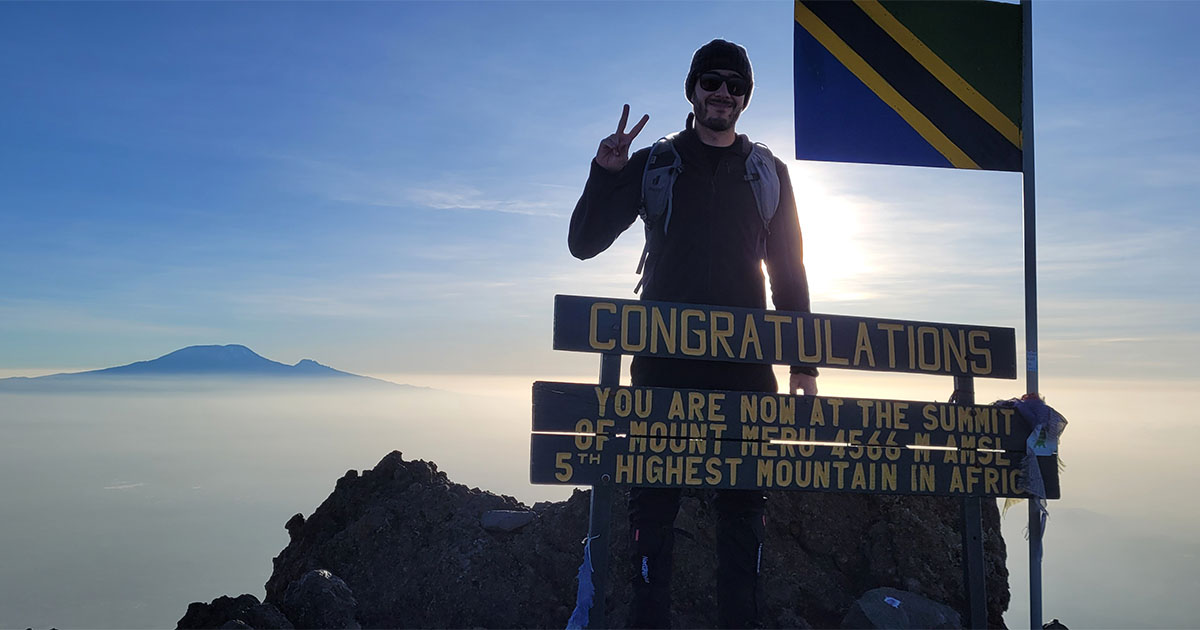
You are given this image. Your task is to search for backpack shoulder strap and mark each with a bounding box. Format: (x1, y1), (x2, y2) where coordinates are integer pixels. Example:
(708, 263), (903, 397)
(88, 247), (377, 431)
(640, 135), (683, 233)
(744, 142), (781, 259)
(744, 142), (780, 229)
(635, 136), (683, 293)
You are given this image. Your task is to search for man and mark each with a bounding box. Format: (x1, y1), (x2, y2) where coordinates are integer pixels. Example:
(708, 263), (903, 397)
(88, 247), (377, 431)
(568, 39), (817, 628)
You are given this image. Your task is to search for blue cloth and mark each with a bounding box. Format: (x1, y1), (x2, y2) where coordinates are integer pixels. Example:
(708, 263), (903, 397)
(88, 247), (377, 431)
(566, 537), (596, 630)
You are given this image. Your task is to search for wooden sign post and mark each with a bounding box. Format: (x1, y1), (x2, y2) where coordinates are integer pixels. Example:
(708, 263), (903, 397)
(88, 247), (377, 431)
(533, 295), (1060, 628)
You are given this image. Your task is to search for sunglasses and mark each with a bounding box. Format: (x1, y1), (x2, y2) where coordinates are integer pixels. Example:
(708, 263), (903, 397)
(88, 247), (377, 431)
(697, 72), (749, 97)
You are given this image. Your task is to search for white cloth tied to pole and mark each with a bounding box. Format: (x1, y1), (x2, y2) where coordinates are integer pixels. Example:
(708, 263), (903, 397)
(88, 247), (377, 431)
(995, 395), (1068, 560)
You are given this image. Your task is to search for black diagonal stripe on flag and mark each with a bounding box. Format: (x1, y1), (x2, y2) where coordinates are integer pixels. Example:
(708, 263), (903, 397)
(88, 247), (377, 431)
(804, 0), (1021, 172)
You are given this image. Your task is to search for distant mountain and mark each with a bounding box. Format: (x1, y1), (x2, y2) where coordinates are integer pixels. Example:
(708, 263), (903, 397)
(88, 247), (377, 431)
(85, 344), (362, 377)
(0, 345), (412, 390)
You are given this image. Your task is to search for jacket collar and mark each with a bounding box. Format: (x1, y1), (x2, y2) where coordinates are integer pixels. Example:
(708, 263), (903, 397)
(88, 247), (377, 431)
(675, 126), (753, 158)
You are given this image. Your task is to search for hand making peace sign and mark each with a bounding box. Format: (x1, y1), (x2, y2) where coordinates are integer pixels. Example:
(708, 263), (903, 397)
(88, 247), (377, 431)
(595, 104), (649, 173)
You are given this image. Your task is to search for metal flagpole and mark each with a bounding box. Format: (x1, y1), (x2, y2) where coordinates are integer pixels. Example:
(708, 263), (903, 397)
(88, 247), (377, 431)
(1020, 1), (1043, 628)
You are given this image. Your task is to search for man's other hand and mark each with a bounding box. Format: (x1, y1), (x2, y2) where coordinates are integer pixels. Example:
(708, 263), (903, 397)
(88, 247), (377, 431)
(790, 373), (817, 396)
(596, 104), (649, 172)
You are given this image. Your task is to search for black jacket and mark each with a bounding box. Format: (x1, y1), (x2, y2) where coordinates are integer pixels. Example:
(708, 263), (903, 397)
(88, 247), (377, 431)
(569, 127), (811, 313)
(569, 127), (816, 384)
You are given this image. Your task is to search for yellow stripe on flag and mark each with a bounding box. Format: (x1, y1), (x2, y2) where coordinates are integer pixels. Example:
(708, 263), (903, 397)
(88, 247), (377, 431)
(794, 1), (979, 169)
(853, 0), (1022, 149)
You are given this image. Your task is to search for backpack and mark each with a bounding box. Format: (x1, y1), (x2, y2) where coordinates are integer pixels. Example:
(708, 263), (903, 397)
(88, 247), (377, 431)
(635, 136), (781, 293)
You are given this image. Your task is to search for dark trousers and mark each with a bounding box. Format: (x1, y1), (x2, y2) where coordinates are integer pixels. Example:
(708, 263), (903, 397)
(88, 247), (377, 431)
(629, 487), (766, 629)
(627, 357), (776, 629)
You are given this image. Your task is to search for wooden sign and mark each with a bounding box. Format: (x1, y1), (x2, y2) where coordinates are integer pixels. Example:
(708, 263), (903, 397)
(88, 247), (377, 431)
(533, 381), (1030, 451)
(530, 381), (1058, 498)
(553, 295), (1018, 379)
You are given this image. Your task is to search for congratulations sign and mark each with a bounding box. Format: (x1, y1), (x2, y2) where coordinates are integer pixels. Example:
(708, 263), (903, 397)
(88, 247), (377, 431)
(553, 295), (1017, 378)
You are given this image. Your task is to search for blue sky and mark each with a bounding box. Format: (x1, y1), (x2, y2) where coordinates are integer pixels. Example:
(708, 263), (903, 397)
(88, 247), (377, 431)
(1, 0), (1197, 384)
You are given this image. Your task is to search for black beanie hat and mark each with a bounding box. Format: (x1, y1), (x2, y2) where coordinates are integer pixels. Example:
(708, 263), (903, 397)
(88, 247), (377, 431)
(685, 39), (754, 106)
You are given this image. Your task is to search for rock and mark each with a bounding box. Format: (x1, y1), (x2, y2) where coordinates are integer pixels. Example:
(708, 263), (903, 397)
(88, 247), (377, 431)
(280, 569), (359, 629)
(841, 587), (962, 629)
(284, 513), (305, 539)
(264, 453), (558, 628)
(176, 593), (293, 629)
(250, 451), (1011, 628)
(481, 509), (538, 532)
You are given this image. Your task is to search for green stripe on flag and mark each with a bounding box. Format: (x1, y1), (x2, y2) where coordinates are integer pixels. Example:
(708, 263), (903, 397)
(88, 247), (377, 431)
(879, 0), (1022, 130)
(853, 0), (1020, 149)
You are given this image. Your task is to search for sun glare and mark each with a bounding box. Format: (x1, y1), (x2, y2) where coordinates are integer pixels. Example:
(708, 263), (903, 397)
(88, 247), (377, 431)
(787, 165), (874, 303)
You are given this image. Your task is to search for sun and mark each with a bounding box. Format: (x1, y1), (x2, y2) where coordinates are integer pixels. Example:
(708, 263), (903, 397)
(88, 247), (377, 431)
(785, 164), (875, 304)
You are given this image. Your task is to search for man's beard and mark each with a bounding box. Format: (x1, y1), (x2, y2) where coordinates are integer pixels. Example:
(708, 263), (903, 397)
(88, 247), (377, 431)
(694, 96), (741, 132)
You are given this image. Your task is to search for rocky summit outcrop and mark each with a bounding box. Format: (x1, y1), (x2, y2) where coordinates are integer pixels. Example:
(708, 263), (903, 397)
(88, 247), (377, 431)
(180, 451), (1010, 628)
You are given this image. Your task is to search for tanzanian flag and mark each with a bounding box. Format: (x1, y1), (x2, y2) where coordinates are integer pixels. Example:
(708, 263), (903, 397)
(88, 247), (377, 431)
(794, 0), (1022, 171)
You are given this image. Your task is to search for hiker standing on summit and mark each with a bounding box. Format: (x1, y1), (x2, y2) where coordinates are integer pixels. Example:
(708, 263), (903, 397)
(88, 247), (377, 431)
(568, 39), (818, 628)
